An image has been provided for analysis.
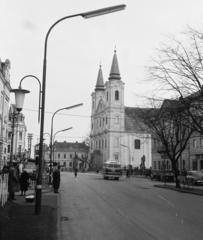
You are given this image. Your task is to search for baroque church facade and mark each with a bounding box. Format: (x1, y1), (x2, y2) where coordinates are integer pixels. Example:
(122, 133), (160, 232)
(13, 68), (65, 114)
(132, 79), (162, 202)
(90, 50), (152, 169)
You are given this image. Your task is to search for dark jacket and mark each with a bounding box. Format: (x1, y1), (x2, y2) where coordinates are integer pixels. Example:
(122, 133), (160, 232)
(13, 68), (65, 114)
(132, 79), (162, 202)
(20, 171), (30, 191)
(8, 166), (20, 193)
(53, 169), (60, 189)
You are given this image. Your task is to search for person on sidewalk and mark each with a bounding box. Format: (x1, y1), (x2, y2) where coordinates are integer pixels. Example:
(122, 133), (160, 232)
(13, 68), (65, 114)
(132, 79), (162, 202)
(126, 169), (130, 179)
(8, 163), (20, 201)
(74, 167), (78, 178)
(53, 166), (61, 193)
(19, 168), (30, 196)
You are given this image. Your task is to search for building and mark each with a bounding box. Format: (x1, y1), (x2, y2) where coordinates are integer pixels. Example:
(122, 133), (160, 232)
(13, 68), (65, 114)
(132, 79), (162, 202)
(7, 104), (27, 165)
(53, 141), (89, 170)
(0, 59), (12, 169)
(90, 50), (152, 170)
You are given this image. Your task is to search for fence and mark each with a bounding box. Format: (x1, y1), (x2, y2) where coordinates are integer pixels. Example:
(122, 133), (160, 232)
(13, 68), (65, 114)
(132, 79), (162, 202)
(0, 173), (9, 206)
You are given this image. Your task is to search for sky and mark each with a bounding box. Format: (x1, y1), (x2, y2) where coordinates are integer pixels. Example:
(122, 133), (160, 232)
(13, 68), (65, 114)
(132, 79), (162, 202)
(1, 0), (203, 156)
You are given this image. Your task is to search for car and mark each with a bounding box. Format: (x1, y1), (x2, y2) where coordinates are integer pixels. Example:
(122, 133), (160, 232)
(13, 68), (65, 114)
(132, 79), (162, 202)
(186, 171), (203, 185)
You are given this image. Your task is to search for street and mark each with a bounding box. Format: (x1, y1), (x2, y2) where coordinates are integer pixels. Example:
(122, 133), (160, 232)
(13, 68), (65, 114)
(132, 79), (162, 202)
(59, 172), (203, 240)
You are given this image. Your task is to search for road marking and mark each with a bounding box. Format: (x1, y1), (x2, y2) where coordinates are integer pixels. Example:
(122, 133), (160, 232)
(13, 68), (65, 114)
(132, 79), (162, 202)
(158, 195), (175, 207)
(116, 209), (131, 224)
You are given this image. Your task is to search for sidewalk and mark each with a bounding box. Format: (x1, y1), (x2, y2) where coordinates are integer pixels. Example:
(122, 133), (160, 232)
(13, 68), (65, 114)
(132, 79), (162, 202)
(0, 186), (60, 240)
(132, 174), (203, 196)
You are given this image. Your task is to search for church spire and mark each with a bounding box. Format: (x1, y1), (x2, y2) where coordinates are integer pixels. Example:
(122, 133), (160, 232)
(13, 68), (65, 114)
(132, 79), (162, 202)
(95, 64), (105, 92)
(108, 49), (121, 81)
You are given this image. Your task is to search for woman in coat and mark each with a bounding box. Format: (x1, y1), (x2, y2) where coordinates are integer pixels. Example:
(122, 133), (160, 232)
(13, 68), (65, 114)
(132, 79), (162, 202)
(8, 164), (20, 201)
(19, 169), (30, 196)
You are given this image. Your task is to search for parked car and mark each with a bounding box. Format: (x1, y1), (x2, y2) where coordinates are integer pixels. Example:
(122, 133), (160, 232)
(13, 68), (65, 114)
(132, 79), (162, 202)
(186, 171), (203, 185)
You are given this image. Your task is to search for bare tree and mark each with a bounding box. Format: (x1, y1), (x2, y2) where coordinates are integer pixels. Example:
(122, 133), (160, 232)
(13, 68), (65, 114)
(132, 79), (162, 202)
(146, 27), (203, 135)
(136, 99), (194, 188)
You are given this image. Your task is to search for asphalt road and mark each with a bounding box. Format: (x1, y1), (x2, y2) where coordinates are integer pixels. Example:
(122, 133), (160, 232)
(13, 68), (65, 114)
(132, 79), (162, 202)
(59, 172), (203, 240)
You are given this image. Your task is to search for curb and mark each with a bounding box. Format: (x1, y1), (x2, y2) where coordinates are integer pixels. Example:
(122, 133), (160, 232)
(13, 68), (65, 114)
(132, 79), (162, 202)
(154, 184), (203, 196)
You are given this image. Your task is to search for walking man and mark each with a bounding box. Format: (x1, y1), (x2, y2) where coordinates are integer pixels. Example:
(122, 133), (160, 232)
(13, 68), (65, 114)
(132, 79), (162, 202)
(126, 169), (130, 179)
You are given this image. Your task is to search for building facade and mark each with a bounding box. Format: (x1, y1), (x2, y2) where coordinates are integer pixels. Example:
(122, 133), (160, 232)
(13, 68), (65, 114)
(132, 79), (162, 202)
(0, 59), (12, 169)
(7, 104), (27, 165)
(90, 50), (152, 169)
(53, 141), (89, 170)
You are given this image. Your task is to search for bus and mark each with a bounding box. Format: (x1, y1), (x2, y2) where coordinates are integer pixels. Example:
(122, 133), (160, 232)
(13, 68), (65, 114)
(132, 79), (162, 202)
(102, 161), (123, 180)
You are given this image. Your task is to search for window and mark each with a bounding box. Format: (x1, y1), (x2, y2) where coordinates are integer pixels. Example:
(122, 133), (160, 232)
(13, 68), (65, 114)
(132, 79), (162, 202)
(103, 117), (105, 126)
(115, 116), (119, 124)
(114, 138), (119, 147)
(8, 132), (12, 139)
(154, 161), (156, 170)
(58, 162), (60, 166)
(18, 145), (22, 153)
(92, 123), (93, 130)
(115, 154), (119, 161)
(115, 91), (119, 100)
(200, 138), (203, 147)
(19, 132), (22, 140)
(7, 145), (10, 153)
(105, 139), (107, 148)
(64, 162), (66, 166)
(106, 92), (108, 101)
(192, 159), (197, 170)
(64, 154), (66, 159)
(134, 139), (140, 149)
(92, 101), (94, 110)
(158, 161), (161, 170)
(58, 154), (60, 158)
(69, 162), (72, 167)
(70, 154), (72, 158)
(100, 119), (101, 127)
(102, 139), (104, 149)
(193, 139), (197, 148)
(96, 141), (98, 149)
(99, 140), (101, 149)
(106, 117), (108, 124)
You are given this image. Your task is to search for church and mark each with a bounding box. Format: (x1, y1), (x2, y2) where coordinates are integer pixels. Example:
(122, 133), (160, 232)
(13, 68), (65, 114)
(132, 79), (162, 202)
(90, 50), (152, 169)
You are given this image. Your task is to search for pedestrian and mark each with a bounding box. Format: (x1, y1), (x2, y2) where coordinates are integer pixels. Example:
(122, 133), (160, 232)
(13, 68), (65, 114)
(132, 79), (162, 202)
(8, 163), (20, 201)
(126, 169), (130, 179)
(96, 168), (99, 174)
(53, 166), (61, 193)
(19, 168), (30, 196)
(74, 168), (78, 177)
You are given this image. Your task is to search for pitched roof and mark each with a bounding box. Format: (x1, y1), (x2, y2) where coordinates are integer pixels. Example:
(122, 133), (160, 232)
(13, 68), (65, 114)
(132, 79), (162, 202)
(54, 141), (88, 151)
(124, 107), (150, 133)
(95, 64), (105, 92)
(108, 50), (121, 81)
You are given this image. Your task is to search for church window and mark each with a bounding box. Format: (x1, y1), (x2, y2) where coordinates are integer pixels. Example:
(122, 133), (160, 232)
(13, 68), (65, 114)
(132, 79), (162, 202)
(115, 154), (119, 161)
(105, 139), (107, 148)
(115, 91), (119, 100)
(114, 138), (119, 147)
(115, 116), (119, 124)
(134, 139), (140, 149)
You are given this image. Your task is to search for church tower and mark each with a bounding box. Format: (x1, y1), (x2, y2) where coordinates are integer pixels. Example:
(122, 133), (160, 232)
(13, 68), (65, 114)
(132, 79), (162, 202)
(90, 50), (125, 169)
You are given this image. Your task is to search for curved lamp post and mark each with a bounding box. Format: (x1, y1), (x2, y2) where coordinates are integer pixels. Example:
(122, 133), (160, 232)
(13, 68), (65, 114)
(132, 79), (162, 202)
(11, 4), (126, 215)
(121, 144), (131, 166)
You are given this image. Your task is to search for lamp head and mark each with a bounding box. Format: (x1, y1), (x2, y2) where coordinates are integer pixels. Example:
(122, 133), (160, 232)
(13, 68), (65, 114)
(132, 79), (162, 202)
(10, 88), (30, 112)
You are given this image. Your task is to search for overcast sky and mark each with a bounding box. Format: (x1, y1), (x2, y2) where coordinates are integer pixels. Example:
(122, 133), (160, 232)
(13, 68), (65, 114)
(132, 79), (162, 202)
(1, 0), (203, 154)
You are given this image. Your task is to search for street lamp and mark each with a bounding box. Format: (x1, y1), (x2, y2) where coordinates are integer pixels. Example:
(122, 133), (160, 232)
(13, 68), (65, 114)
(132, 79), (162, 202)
(120, 144), (131, 166)
(52, 127), (73, 163)
(11, 4), (126, 215)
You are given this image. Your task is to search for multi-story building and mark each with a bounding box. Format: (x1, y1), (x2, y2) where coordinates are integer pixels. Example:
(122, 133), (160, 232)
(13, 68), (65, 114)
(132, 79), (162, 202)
(90, 50), (152, 169)
(7, 104), (27, 165)
(53, 141), (89, 170)
(0, 59), (12, 169)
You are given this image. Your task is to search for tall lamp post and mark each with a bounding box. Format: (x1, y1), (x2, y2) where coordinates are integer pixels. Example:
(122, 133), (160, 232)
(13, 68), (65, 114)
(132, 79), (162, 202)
(11, 4), (126, 215)
(52, 127), (73, 164)
(120, 144), (131, 166)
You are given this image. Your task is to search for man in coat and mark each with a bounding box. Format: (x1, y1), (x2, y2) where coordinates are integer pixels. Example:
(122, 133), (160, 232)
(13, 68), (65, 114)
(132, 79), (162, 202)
(53, 166), (61, 193)
(8, 163), (20, 200)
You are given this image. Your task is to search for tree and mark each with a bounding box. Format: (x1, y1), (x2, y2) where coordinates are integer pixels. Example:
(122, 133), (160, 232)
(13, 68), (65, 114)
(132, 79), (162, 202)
(136, 98), (194, 188)
(146, 27), (203, 135)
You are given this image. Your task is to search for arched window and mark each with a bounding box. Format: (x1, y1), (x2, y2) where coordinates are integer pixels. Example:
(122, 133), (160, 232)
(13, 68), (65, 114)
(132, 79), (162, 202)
(134, 139), (140, 149)
(115, 91), (119, 100)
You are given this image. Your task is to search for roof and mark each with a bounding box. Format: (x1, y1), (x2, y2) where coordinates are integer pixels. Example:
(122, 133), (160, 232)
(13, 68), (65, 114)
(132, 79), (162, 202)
(54, 141), (88, 151)
(124, 107), (151, 133)
(95, 65), (105, 92)
(108, 50), (121, 81)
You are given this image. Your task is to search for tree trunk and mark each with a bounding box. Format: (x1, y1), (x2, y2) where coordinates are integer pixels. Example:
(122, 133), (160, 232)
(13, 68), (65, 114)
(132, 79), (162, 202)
(172, 162), (180, 188)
